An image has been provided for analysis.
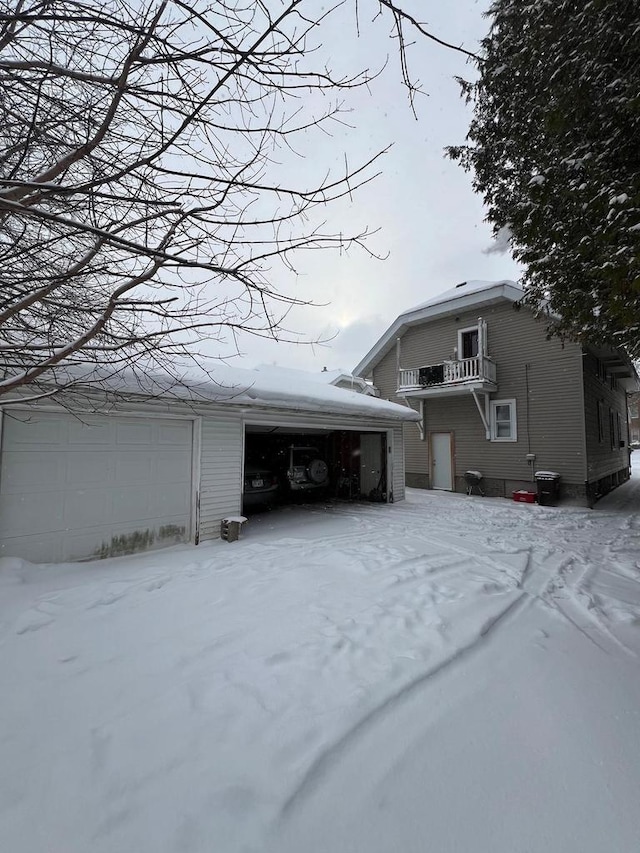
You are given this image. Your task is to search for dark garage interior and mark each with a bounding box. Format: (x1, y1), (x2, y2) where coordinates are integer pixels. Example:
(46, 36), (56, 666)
(243, 426), (388, 513)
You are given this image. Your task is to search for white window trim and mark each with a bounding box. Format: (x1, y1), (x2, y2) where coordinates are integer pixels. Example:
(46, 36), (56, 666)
(490, 398), (517, 442)
(457, 325), (479, 360)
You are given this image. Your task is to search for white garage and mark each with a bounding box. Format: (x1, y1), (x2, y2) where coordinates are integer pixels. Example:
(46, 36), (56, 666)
(0, 364), (420, 564)
(0, 411), (194, 563)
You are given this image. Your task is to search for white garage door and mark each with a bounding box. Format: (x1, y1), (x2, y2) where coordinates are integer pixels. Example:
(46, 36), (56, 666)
(0, 411), (193, 563)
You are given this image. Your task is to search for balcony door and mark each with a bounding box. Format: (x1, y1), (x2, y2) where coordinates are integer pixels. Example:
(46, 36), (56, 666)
(459, 327), (479, 359)
(431, 432), (453, 491)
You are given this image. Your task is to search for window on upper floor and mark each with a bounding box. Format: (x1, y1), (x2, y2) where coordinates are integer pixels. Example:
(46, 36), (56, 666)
(490, 399), (517, 442)
(458, 326), (479, 360)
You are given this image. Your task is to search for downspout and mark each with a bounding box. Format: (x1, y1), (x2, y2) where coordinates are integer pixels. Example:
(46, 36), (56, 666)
(525, 363), (535, 482)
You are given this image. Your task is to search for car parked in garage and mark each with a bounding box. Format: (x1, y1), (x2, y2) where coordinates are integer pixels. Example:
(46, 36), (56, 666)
(285, 445), (330, 495)
(242, 462), (280, 511)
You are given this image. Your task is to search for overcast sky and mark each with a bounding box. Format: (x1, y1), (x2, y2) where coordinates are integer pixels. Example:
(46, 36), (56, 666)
(223, 1), (521, 374)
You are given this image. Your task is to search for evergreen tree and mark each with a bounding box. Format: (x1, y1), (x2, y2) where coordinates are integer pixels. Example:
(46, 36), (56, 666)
(449, 0), (640, 356)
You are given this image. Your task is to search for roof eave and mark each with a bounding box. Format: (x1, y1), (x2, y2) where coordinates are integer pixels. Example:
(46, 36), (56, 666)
(354, 282), (524, 378)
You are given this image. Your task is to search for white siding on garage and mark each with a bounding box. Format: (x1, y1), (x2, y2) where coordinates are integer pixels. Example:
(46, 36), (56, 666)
(391, 424), (406, 502)
(198, 410), (244, 541)
(0, 410), (193, 563)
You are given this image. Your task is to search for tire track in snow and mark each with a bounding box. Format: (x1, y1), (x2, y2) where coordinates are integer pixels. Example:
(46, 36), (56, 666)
(543, 559), (638, 659)
(278, 589), (529, 822)
(278, 533), (632, 825)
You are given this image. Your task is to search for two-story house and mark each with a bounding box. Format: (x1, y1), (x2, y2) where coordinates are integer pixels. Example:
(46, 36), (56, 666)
(354, 280), (638, 505)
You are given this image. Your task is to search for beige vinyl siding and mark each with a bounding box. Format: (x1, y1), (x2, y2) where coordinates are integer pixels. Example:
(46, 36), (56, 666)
(404, 411), (428, 475)
(199, 411), (244, 541)
(373, 300), (587, 487)
(582, 351), (629, 482)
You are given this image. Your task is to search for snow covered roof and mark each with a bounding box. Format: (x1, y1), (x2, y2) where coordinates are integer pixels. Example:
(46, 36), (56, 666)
(354, 279), (524, 377)
(71, 361), (419, 422)
(254, 364), (373, 394)
(402, 279), (522, 315)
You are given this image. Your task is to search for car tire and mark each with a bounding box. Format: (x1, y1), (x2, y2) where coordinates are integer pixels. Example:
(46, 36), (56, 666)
(307, 458), (329, 484)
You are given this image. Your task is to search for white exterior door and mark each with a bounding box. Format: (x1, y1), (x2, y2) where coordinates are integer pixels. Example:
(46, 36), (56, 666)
(0, 411), (194, 563)
(431, 432), (453, 491)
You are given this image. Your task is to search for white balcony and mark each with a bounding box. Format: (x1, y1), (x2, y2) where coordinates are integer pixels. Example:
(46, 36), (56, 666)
(398, 356), (497, 397)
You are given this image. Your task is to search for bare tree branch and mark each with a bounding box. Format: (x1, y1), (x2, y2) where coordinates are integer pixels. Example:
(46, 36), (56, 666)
(0, 0), (473, 402)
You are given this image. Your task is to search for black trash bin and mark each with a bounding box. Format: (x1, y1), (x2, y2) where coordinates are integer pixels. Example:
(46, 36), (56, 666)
(535, 471), (561, 506)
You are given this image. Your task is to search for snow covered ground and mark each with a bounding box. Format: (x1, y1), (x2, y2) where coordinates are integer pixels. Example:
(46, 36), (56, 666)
(2, 467), (640, 853)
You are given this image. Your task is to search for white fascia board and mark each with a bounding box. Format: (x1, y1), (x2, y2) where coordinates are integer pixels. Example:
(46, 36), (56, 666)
(353, 282), (524, 378)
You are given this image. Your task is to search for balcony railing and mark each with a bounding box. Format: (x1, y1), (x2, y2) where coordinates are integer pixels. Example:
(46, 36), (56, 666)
(398, 356), (496, 391)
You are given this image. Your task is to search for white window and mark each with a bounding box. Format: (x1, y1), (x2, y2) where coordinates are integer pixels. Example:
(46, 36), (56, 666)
(490, 399), (517, 441)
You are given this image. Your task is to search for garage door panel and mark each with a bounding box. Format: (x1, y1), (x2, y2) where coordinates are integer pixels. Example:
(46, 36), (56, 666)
(1, 452), (63, 492)
(156, 451), (192, 482)
(3, 414), (65, 445)
(110, 485), (154, 523)
(114, 454), (155, 487)
(116, 421), (154, 445)
(67, 418), (112, 446)
(1, 412), (193, 562)
(64, 488), (110, 528)
(155, 483), (191, 516)
(69, 523), (155, 562)
(64, 452), (112, 486)
(1, 491), (65, 536)
(158, 422), (193, 444)
(0, 531), (65, 563)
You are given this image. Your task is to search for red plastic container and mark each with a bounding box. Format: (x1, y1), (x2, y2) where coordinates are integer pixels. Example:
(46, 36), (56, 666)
(512, 490), (537, 503)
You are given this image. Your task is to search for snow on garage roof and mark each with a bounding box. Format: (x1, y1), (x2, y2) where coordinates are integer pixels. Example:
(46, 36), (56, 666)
(72, 361), (419, 422)
(253, 364), (374, 393)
